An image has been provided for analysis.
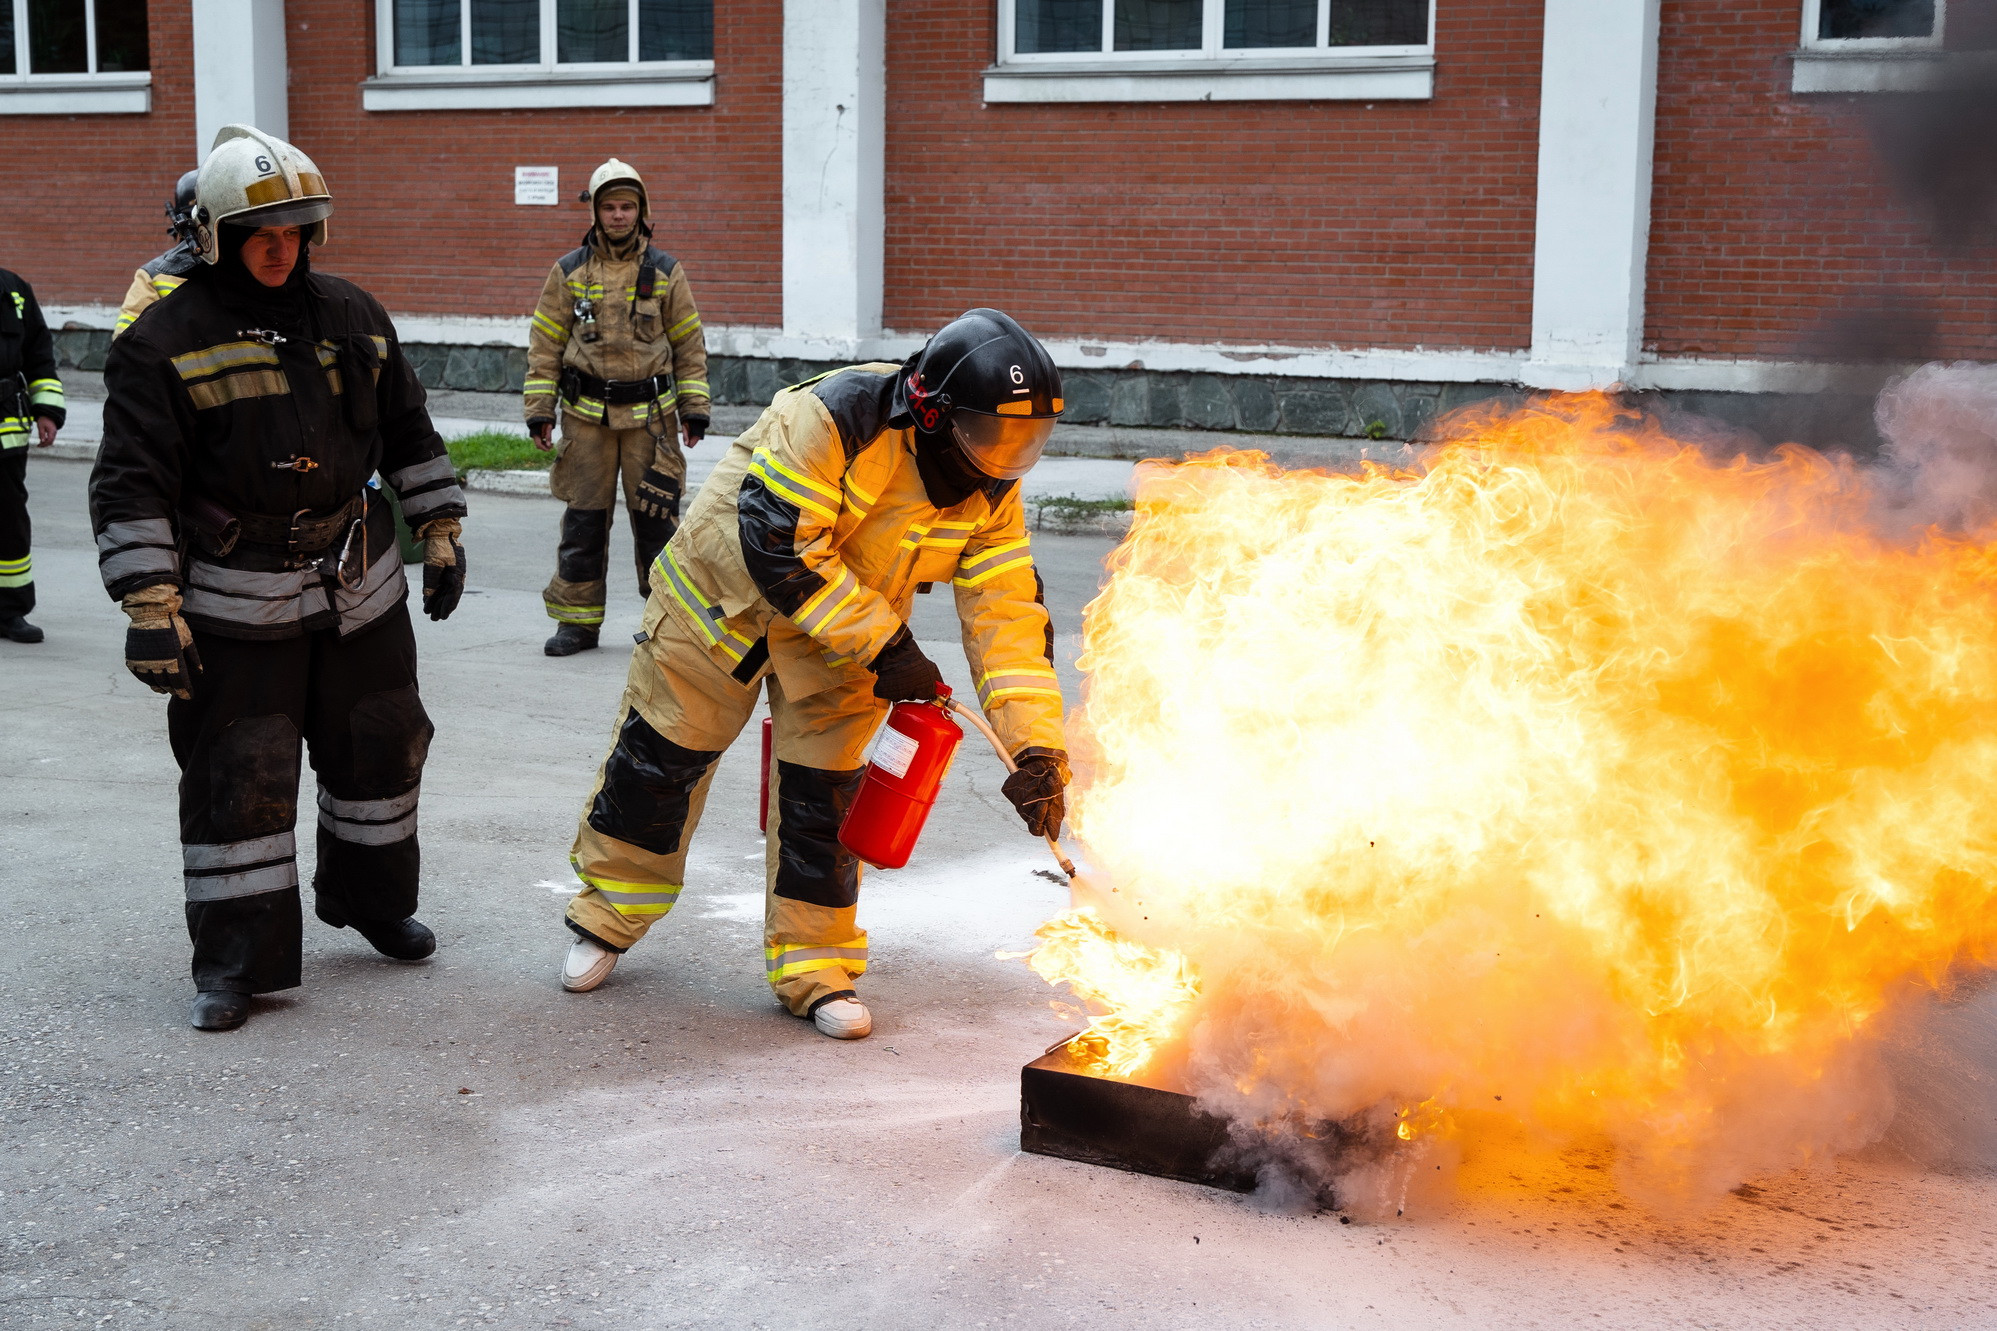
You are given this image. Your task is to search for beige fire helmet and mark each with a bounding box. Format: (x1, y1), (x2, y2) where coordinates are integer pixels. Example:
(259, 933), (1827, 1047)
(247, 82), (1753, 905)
(192, 124), (333, 264)
(586, 158), (649, 226)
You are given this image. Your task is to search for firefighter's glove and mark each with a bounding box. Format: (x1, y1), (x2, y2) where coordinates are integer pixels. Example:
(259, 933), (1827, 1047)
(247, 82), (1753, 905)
(632, 457), (682, 522)
(869, 625), (943, 702)
(1003, 748), (1071, 840)
(529, 418), (555, 452)
(681, 414), (709, 447)
(121, 584), (202, 700)
(417, 517), (466, 622)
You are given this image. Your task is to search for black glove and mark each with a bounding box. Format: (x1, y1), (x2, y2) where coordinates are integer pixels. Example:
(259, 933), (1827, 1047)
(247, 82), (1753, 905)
(528, 417), (556, 451)
(869, 625), (943, 702)
(633, 455), (682, 522)
(419, 519), (466, 622)
(1003, 748), (1070, 840)
(681, 413), (709, 445)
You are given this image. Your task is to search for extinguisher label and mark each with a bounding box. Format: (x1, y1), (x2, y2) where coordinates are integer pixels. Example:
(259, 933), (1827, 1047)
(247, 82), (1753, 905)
(871, 726), (920, 780)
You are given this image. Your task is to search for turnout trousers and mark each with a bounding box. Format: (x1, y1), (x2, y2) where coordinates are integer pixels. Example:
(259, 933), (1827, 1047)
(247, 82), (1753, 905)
(542, 416), (684, 628)
(167, 604), (434, 993)
(0, 446), (33, 617)
(566, 598), (887, 1015)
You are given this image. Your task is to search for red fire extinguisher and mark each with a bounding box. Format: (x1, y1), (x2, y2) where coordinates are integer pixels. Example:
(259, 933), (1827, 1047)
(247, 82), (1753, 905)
(837, 684), (965, 870)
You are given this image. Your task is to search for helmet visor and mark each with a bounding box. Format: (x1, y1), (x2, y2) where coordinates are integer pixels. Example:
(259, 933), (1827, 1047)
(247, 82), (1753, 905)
(950, 410), (1057, 480)
(229, 198), (332, 230)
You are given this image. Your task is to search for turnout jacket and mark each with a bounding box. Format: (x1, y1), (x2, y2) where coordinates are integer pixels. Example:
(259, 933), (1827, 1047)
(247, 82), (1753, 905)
(0, 268), (65, 445)
(114, 240), (202, 336)
(523, 230), (709, 431)
(657, 363), (1064, 756)
(89, 268), (467, 641)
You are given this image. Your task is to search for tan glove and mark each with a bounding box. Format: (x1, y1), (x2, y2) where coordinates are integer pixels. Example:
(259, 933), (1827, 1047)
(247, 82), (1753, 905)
(122, 584), (202, 699)
(415, 517), (466, 621)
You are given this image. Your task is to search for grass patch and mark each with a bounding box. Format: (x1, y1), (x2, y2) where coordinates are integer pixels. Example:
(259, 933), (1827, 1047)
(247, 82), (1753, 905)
(446, 429), (550, 474)
(1030, 494), (1134, 525)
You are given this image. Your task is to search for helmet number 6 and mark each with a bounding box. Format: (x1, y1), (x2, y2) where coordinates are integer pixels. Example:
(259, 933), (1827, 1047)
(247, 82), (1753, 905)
(254, 155), (274, 173)
(1010, 365), (1024, 384)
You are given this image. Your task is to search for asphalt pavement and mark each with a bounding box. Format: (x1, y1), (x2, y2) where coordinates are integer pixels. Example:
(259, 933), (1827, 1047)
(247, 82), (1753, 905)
(6, 451), (1997, 1330)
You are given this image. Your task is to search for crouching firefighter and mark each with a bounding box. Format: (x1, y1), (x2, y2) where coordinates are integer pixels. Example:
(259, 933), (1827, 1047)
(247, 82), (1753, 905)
(89, 125), (470, 1033)
(524, 158), (709, 658)
(558, 308), (1070, 1040)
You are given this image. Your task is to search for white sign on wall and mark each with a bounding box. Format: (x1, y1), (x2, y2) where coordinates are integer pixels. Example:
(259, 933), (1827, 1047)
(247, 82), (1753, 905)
(514, 166), (560, 207)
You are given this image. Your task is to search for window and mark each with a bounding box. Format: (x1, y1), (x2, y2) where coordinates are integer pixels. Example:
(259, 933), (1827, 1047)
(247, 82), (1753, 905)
(1794, 0), (1948, 92)
(0, 0), (151, 113)
(991, 0), (1434, 102)
(366, 0), (714, 109)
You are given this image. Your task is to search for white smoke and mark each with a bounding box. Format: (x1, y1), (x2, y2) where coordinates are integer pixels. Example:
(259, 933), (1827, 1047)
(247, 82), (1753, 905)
(1873, 362), (1997, 536)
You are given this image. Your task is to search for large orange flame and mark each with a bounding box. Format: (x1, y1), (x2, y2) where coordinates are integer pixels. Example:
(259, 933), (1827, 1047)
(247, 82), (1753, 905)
(1036, 386), (1997, 1208)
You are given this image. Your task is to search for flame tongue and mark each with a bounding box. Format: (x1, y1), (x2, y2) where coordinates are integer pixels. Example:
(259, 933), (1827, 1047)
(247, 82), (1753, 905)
(1036, 390), (1997, 1203)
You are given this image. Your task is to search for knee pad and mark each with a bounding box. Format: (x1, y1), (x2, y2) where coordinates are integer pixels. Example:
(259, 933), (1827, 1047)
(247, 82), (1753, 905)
(556, 507), (612, 584)
(348, 685), (434, 791)
(205, 714), (303, 839)
(589, 709), (724, 856)
(773, 761), (867, 909)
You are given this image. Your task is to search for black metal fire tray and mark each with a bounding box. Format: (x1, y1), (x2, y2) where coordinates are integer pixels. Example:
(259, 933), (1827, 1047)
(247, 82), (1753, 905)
(1018, 1041), (1259, 1193)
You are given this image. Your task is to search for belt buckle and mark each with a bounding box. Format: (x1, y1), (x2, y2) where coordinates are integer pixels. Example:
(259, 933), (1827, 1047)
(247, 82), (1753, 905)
(285, 507), (313, 566)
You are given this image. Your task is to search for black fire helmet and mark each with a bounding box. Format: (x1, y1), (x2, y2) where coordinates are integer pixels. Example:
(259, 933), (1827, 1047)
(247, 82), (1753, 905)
(168, 168), (200, 242)
(901, 308), (1064, 480)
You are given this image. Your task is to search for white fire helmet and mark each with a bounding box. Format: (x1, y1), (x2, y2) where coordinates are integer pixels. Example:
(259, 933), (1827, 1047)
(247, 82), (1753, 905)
(586, 158), (649, 227)
(192, 124), (333, 264)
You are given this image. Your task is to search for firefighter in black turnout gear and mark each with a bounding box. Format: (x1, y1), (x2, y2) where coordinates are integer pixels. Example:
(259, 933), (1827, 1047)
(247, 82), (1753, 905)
(89, 125), (469, 1033)
(0, 267), (64, 643)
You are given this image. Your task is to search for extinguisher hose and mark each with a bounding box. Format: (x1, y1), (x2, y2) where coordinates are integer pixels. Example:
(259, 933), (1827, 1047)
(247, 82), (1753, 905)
(942, 696), (1079, 880)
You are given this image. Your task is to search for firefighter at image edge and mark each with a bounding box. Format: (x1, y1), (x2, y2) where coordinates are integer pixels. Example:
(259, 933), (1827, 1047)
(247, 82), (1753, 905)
(558, 308), (1071, 1041)
(113, 168), (203, 336)
(89, 124), (470, 1033)
(524, 157), (710, 658)
(0, 264), (64, 644)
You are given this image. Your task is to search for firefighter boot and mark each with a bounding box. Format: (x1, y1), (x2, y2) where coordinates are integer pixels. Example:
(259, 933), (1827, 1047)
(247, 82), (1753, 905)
(561, 934), (620, 992)
(811, 994), (872, 1040)
(545, 623), (600, 657)
(1, 615), (43, 643)
(317, 902), (437, 961)
(191, 990), (251, 1031)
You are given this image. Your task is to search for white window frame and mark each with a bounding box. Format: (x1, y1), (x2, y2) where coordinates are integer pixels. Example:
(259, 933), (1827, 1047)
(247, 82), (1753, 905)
(1793, 0), (1950, 93)
(361, 0), (714, 111)
(986, 0), (1435, 103)
(0, 0), (151, 115)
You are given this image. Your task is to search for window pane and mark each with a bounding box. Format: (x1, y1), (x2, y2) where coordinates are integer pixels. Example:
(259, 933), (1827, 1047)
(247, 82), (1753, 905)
(1114, 0), (1200, 50)
(28, 0), (87, 73)
(395, 0), (462, 65)
(1017, 0), (1103, 52)
(1224, 0), (1315, 47)
(1818, 0), (1935, 39)
(1326, 0), (1426, 46)
(471, 0), (536, 63)
(559, 0), (627, 62)
(0, 5), (14, 75)
(640, 0), (712, 60)
(94, 0), (148, 71)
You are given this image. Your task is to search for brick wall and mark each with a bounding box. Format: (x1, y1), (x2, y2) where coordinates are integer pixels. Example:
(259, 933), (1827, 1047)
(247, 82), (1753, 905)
(880, 0), (1544, 352)
(286, 0), (782, 329)
(1646, 0), (1997, 362)
(0, 0), (193, 310)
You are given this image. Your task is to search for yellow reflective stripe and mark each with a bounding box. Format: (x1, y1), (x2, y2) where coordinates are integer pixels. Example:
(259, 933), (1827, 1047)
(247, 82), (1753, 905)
(171, 341), (280, 380)
(677, 378), (709, 396)
(545, 602), (605, 625)
(0, 554), (30, 588)
(565, 279), (605, 300)
(150, 274), (186, 298)
(27, 381), (62, 408)
(186, 370), (290, 410)
(530, 309), (569, 343)
(898, 522), (932, 552)
(586, 881), (683, 916)
(749, 451), (840, 522)
(763, 941), (869, 982)
(793, 566), (861, 637)
(655, 549), (754, 662)
(954, 538), (1034, 588)
(523, 377), (558, 393)
(978, 667), (1062, 707)
(114, 310), (139, 333)
(573, 395), (606, 418)
(668, 312), (702, 340)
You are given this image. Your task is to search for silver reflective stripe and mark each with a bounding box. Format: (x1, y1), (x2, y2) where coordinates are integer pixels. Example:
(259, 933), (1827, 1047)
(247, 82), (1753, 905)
(333, 546), (409, 636)
(318, 786), (418, 821)
(97, 518), (175, 552)
(385, 455), (457, 491)
(184, 558), (324, 629)
(183, 583), (322, 629)
(398, 482), (465, 521)
(187, 560), (314, 598)
(183, 831), (297, 871)
(184, 860), (298, 902)
(597, 886), (682, 907)
(98, 546), (181, 582)
(319, 808), (417, 845)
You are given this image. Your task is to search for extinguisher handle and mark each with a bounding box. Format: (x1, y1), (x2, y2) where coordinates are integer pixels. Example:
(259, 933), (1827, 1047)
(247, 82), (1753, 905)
(941, 696), (1077, 880)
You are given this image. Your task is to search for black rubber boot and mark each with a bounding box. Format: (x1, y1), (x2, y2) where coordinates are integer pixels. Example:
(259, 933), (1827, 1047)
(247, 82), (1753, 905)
(0, 616), (43, 644)
(318, 903), (437, 961)
(191, 990), (251, 1031)
(544, 623), (600, 657)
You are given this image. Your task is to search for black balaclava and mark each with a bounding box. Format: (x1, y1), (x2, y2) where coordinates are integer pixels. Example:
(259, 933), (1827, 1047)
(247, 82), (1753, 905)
(205, 223), (314, 333)
(913, 427), (990, 509)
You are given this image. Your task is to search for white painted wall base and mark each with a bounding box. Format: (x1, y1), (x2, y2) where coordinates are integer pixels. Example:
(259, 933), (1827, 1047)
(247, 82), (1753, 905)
(192, 0), (289, 154)
(781, 0), (885, 344)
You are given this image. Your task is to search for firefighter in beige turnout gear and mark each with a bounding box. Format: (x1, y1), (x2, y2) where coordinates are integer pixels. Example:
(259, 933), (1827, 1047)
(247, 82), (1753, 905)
(558, 310), (1071, 1041)
(524, 158), (709, 657)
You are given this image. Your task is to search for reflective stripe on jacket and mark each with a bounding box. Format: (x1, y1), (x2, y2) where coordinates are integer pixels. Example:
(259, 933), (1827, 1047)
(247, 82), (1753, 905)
(114, 242), (201, 336)
(0, 267), (63, 446)
(659, 363), (1064, 756)
(523, 231), (709, 430)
